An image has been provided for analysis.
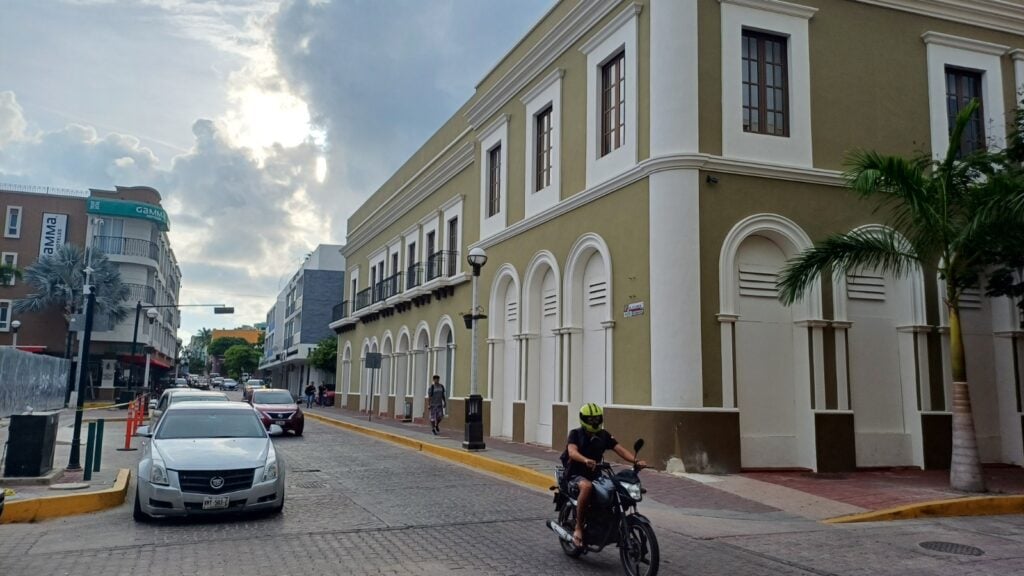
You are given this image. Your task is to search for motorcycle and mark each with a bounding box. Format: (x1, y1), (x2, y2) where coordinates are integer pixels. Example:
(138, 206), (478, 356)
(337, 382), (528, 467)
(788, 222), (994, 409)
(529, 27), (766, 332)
(546, 439), (659, 576)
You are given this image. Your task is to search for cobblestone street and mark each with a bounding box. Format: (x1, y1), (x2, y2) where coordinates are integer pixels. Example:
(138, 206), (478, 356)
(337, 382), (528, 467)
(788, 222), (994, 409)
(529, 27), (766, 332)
(2, 417), (1023, 575)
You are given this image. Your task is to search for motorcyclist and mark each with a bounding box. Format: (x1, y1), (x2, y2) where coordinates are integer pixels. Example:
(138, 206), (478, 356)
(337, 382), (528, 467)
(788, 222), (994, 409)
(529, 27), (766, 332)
(560, 403), (646, 548)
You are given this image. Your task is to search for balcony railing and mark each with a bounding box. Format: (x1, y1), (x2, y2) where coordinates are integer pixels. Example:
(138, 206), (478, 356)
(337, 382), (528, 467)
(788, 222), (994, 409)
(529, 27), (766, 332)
(332, 301), (349, 322)
(406, 263), (423, 290)
(93, 236), (159, 261)
(375, 272), (402, 302)
(124, 283), (156, 304)
(426, 250), (458, 281)
(354, 287), (372, 311)
(284, 334), (294, 349)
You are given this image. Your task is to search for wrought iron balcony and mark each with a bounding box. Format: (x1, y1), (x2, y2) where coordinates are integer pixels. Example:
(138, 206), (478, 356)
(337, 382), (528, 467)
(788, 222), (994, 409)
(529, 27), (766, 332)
(332, 301), (349, 321)
(426, 250), (458, 282)
(406, 263), (423, 290)
(354, 287), (372, 311)
(93, 235), (159, 261)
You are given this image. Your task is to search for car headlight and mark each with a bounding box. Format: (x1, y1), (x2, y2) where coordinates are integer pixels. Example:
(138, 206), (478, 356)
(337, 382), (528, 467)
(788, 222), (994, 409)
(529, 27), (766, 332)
(262, 459), (278, 482)
(150, 461), (169, 485)
(622, 482), (642, 501)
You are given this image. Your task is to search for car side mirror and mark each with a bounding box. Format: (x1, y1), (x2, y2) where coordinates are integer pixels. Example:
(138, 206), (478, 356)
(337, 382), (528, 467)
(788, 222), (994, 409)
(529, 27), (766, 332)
(633, 438), (644, 453)
(269, 424), (284, 436)
(136, 426), (152, 438)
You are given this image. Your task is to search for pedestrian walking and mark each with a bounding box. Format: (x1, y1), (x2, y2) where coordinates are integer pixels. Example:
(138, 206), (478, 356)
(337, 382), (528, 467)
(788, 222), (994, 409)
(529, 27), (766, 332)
(317, 383), (326, 407)
(304, 383), (316, 408)
(427, 375), (446, 435)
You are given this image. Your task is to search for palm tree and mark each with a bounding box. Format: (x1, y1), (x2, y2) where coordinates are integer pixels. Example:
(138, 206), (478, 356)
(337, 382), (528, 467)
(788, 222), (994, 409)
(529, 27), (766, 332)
(0, 263), (21, 285)
(776, 100), (1020, 492)
(14, 244), (131, 326)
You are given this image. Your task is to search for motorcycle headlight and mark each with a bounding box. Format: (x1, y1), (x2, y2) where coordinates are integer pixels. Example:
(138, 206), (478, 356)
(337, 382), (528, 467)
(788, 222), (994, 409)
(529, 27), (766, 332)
(262, 459), (279, 482)
(622, 482), (642, 501)
(150, 461), (169, 486)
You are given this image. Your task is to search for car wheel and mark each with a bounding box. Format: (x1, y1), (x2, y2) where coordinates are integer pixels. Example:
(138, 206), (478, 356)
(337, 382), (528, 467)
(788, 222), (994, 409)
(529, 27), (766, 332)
(269, 496), (284, 516)
(132, 486), (150, 523)
(294, 428), (303, 437)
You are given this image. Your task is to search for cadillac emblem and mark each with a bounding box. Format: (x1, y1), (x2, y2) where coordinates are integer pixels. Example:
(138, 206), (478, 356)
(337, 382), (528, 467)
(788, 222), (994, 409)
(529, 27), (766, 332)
(210, 476), (225, 490)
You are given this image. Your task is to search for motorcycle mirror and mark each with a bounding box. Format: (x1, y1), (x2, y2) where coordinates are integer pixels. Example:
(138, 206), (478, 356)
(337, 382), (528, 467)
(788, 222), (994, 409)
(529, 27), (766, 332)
(633, 438), (644, 453)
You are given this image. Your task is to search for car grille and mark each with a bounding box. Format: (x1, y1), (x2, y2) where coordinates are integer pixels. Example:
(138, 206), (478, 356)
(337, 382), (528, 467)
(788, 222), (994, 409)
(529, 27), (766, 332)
(266, 411), (295, 420)
(176, 469), (255, 494)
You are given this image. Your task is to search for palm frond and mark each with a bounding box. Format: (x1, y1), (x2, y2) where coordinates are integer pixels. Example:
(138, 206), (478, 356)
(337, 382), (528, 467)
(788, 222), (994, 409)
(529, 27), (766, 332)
(12, 244), (131, 321)
(777, 228), (920, 305)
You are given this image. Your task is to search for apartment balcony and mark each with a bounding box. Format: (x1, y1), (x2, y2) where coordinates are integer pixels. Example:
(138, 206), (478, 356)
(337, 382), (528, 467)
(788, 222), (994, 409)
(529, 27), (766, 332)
(354, 287), (372, 311)
(373, 272), (403, 303)
(426, 250), (458, 281)
(406, 263), (423, 290)
(93, 235), (159, 262)
(332, 301), (349, 322)
(124, 283), (156, 304)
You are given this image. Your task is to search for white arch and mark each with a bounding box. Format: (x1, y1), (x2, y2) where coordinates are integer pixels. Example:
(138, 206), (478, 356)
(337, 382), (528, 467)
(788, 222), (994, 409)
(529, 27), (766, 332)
(341, 341), (353, 403)
(434, 316), (456, 398)
(381, 331), (394, 351)
(563, 233), (614, 326)
(522, 250), (562, 331)
(370, 336), (379, 351)
(832, 224), (926, 325)
(415, 321), (431, 348)
(397, 326), (411, 350)
(342, 341), (352, 361)
(522, 249), (561, 445)
(488, 264), (521, 339)
(360, 338), (371, 357)
(434, 315), (455, 346)
(719, 213), (821, 320)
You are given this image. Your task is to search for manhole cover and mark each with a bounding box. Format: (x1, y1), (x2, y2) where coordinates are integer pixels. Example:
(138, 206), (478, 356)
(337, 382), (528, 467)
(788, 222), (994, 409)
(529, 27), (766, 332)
(919, 541), (984, 556)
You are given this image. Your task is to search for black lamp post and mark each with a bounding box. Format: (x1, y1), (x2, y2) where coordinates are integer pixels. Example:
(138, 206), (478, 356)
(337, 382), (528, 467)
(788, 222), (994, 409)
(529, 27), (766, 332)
(67, 267), (96, 471)
(463, 247), (488, 451)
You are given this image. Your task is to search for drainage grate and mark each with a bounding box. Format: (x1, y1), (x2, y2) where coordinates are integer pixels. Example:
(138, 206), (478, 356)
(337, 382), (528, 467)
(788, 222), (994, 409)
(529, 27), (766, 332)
(296, 480), (328, 489)
(919, 541), (984, 556)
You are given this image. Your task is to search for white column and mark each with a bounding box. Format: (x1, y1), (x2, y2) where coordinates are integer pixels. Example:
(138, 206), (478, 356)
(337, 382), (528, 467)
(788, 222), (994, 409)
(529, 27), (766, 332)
(649, 0), (699, 155)
(832, 321), (853, 410)
(601, 321), (615, 405)
(486, 339), (499, 399)
(1013, 50), (1024, 107)
(649, 169), (702, 407)
(718, 314), (738, 408)
(897, 326), (927, 468)
(808, 320), (828, 410)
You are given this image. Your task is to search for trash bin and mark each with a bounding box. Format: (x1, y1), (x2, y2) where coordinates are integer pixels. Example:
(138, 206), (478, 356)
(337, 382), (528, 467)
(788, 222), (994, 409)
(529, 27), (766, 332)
(4, 411), (60, 477)
(403, 401), (413, 422)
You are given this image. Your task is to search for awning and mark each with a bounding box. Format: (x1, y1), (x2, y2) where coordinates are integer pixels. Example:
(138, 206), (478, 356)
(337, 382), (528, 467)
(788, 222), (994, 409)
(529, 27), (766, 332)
(118, 354), (173, 369)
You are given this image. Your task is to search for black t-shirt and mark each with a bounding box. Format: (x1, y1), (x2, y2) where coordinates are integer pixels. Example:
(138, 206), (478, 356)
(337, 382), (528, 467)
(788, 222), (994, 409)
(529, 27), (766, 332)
(560, 427), (618, 479)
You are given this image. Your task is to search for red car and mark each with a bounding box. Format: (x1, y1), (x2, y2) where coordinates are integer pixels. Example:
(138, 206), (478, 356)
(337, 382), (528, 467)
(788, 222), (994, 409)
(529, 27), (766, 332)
(249, 389), (304, 436)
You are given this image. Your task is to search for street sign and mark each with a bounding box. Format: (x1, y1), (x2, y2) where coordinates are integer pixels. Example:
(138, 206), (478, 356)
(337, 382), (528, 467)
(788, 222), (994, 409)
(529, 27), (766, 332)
(365, 352), (382, 369)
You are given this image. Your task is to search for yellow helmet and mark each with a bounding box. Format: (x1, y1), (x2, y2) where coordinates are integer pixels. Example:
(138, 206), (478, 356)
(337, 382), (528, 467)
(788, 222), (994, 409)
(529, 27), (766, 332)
(579, 403), (604, 433)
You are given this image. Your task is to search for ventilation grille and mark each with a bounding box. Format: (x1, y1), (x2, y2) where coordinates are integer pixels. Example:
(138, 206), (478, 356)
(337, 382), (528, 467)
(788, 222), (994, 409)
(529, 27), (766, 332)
(738, 265), (778, 298)
(959, 287), (982, 309)
(588, 281), (608, 307)
(506, 301), (518, 322)
(543, 290), (558, 316)
(847, 274), (885, 301)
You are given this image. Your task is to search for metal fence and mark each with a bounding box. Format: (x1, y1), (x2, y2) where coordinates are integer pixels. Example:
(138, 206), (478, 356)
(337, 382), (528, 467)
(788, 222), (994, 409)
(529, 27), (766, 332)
(0, 348), (69, 418)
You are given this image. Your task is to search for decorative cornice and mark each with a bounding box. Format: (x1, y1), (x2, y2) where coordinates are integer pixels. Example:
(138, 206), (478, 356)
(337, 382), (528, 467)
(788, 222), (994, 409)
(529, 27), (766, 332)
(831, 320), (854, 329)
(579, 3), (643, 55)
(717, 313), (740, 323)
(474, 153), (844, 250)
(464, 0), (620, 128)
(1012, 49), (1024, 61)
(921, 31), (1010, 56)
(438, 193), (465, 213)
(345, 140), (474, 257)
(857, 0), (1024, 37)
(519, 68), (565, 106)
(795, 319), (830, 328)
(718, 0), (817, 20)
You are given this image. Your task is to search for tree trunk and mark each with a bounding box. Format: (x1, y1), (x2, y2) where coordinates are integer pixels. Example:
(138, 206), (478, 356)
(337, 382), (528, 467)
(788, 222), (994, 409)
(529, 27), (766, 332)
(947, 303), (986, 492)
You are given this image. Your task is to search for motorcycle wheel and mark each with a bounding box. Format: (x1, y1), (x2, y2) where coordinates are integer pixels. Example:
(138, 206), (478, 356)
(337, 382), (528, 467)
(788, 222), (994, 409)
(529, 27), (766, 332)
(558, 505), (584, 558)
(620, 519), (659, 576)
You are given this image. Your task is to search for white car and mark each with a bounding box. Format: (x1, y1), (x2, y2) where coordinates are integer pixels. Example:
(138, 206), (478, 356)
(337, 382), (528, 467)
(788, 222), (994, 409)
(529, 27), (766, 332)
(221, 379), (239, 391)
(151, 389), (230, 422)
(133, 401), (285, 520)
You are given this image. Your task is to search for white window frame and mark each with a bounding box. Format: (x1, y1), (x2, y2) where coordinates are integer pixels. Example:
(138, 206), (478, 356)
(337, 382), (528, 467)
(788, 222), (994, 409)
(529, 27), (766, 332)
(402, 224), (420, 271)
(386, 237), (402, 277)
(923, 32), (1008, 159)
(478, 115), (509, 240)
(0, 300), (10, 332)
(441, 195), (464, 276)
(522, 69), (564, 218)
(419, 211), (440, 266)
(720, 0), (816, 168)
(348, 265), (360, 297)
(1, 252), (16, 286)
(581, 4), (639, 188)
(4, 206), (22, 239)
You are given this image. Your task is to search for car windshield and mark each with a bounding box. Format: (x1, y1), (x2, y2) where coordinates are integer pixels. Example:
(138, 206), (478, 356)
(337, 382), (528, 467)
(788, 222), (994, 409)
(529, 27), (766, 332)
(156, 410), (266, 439)
(169, 394), (226, 405)
(252, 390), (293, 404)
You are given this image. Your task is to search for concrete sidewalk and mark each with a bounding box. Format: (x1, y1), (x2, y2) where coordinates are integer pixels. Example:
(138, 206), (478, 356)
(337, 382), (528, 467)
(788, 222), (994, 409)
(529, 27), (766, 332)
(307, 405), (1024, 524)
(1, 407), (139, 522)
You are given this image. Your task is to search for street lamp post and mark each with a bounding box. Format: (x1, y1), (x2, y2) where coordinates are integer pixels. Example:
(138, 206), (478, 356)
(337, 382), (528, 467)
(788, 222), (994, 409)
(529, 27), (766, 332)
(463, 247), (488, 451)
(67, 268), (97, 471)
(10, 320), (20, 348)
(143, 308), (158, 393)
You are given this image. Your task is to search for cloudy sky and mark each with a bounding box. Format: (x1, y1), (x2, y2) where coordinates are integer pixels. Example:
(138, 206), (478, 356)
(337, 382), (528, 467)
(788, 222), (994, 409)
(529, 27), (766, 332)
(0, 0), (552, 340)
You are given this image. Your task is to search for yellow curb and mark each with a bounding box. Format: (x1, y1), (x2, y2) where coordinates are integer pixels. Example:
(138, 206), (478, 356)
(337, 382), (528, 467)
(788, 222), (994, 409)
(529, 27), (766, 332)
(306, 413), (554, 491)
(0, 468), (131, 524)
(825, 494), (1024, 523)
(83, 402), (116, 409)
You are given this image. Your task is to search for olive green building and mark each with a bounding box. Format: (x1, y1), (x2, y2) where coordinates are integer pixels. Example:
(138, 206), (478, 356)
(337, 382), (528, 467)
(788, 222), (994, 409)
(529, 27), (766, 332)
(330, 0), (1024, 472)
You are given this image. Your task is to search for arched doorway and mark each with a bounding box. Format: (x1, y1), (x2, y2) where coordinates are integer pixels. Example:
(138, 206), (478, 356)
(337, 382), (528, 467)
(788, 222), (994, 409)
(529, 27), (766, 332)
(524, 252), (560, 446)
(340, 342), (352, 407)
(564, 234), (613, 422)
(488, 265), (520, 439)
(381, 333), (393, 416)
(412, 324), (431, 419)
(435, 319), (455, 399)
(358, 340), (370, 411)
(396, 329), (411, 414)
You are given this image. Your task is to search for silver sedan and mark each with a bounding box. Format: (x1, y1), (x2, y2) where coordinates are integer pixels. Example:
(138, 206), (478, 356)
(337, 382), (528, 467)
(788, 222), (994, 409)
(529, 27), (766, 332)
(133, 401), (285, 520)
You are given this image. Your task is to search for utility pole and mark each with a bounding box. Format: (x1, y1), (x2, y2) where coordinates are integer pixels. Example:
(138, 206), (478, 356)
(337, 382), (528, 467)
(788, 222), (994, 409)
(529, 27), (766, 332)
(67, 270), (96, 471)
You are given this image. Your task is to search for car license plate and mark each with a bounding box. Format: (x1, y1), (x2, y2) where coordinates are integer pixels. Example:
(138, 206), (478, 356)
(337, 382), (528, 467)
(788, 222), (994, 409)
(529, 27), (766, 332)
(275, 420), (287, 425)
(202, 495), (229, 510)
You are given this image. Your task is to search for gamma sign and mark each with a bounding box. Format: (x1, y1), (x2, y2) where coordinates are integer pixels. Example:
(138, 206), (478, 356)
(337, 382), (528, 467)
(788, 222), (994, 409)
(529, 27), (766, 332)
(87, 198), (170, 231)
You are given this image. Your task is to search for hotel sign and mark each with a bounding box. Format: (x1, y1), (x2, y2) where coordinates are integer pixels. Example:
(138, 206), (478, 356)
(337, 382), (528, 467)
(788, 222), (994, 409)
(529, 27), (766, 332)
(86, 198), (169, 231)
(39, 213), (69, 256)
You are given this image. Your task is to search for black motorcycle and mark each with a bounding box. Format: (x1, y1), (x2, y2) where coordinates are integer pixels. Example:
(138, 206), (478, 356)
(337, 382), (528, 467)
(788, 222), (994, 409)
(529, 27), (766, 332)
(547, 439), (659, 576)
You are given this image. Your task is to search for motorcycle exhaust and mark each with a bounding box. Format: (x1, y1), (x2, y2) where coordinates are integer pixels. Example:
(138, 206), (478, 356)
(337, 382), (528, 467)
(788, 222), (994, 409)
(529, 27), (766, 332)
(547, 520), (575, 543)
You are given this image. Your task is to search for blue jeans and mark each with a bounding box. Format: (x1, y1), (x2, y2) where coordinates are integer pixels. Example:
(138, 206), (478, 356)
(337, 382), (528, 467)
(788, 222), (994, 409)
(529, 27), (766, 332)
(305, 394), (314, 408)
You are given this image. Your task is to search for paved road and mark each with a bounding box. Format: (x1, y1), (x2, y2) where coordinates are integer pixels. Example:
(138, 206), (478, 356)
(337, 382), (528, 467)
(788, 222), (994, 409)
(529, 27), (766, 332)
(1, 414), (1023, 575)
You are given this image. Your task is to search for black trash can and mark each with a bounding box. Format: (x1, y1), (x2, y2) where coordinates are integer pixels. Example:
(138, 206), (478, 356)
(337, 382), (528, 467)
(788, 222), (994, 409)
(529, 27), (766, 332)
(4, 411), (60, 477)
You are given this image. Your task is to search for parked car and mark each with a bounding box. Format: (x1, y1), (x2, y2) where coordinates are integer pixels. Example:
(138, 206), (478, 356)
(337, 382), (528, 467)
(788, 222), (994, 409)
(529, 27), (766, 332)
(133, 401), (285, 520)
(220, 378), (238, 391)
(211, 377), (224, 390)
(242, 380), (265, 401)
(194, 378), (210, 391)
(173, 378), (189, 388)
(249, 389), (304, 436)
(151, 389), (230, 423)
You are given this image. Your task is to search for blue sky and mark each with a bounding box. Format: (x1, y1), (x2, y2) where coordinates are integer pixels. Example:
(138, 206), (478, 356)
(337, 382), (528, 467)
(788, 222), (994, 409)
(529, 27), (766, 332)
(0, 0), (553, 338)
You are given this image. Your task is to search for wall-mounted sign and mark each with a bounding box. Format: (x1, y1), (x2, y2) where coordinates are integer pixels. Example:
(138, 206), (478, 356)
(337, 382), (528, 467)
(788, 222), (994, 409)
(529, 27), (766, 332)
(86, 197), (170, 231)
(624, 301), (645, 318)
(39, 213), (69, 256)
(364, 352), (382, 369)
